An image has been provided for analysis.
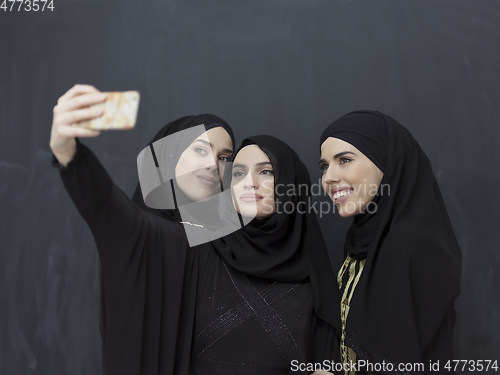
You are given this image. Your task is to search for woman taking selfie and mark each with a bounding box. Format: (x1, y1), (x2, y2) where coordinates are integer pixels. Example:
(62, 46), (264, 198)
(50, 84), (339, 375)
(315, 110), (462, 375)
(50, 84), (235, 375)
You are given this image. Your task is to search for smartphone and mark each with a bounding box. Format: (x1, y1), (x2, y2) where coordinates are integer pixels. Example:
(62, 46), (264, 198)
(77, 91), (140, 130)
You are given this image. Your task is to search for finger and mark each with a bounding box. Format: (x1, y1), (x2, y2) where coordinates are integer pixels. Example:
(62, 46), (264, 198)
(57, 125), (101, 138)
(55, 92), (107, 113)
(55, 106), (104, 126)
(58, 84), (100, 104)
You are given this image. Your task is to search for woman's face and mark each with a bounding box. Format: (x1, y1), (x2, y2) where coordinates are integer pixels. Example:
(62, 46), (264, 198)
(320, 137), (384, 217)
(231, 145), (276, 219)
(175, 127), (233, 201)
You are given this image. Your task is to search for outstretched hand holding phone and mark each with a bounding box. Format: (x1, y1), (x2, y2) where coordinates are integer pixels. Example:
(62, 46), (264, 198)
(50, 84), (107, 166)
(50, 84), (140, 166)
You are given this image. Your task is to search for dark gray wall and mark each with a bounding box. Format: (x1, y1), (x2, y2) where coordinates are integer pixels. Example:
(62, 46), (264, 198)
(1, 1), (499, 374)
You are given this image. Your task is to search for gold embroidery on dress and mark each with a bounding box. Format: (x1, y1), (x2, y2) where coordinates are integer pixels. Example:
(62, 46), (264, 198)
(338, 255), (366, 375)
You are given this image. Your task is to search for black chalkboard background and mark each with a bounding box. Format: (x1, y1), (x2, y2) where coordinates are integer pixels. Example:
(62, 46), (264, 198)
(1, 1), (499, 374)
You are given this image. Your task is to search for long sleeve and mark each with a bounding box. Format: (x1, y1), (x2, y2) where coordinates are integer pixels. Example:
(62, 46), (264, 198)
(52, 139), (187, 265)
(52, 138), (114, 227)
(52, 139), (193, 375)
(52, 139), (157, 254)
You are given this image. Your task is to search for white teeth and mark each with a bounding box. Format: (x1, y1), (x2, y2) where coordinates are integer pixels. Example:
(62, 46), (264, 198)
(333, 190), (351, 200)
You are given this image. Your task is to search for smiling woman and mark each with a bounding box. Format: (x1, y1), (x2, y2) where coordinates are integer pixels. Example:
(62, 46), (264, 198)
(317, 110), (462, 375)
(319, 138), (384, 217)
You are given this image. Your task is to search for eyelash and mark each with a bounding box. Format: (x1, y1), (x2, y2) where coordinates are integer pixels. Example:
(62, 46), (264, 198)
(339, 157), (352, 165)
(320, 157), (352, 171)
(194, 147), (207, 156)
(195, 148), (230, 162)
(232, 169), (274, 178)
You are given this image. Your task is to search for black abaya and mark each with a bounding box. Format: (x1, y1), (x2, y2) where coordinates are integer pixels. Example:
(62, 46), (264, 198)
(320, 110), (462, 374)
(52, 134), (339, 374)
(53, 139), (194, 375)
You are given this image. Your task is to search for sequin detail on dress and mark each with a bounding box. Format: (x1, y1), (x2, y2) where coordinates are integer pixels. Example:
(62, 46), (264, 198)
(195, 261), (299, 362)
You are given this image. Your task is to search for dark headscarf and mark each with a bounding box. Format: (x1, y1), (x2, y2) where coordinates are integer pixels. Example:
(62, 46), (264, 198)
(131, 114), (235, 227)
(320, 110), (462, 370)
(124, 114), (235, 374)
(211, 135), (342, 342)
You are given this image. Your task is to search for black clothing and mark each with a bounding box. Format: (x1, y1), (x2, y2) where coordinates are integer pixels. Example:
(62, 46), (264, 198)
(52, 134), (338, 374)
(320, 110), (462, 373)
(212, 136), (342, 337)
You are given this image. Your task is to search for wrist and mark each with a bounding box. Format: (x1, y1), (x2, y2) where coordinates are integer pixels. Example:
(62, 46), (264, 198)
(51, 138), (77, 167)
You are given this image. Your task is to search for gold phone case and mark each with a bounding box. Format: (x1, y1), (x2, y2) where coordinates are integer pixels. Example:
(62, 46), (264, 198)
(78, 91), (140, 130)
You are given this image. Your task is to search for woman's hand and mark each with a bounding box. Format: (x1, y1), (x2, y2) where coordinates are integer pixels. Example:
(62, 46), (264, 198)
(50, 84), (107, 166)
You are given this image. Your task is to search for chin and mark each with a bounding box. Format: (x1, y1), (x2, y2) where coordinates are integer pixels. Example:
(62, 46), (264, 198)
(337, 210), (355, 218)
(184, 189), (217, 202)
(336, 205), (359, 218)
(197, 194), (216, 202)
(238, 208), (258, 219)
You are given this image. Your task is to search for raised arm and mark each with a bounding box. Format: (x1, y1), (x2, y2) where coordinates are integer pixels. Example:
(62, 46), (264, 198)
(50, 84), (185, 260)
(50, 84), (106, 166)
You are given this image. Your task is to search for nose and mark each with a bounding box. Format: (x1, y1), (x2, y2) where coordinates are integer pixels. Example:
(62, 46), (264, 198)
(323, 165), (340, 189)
(205, 165), (217, 173)
(204, 163), (217, 173)
(243, 173), (257, 189)
(206, 151), (223, 174)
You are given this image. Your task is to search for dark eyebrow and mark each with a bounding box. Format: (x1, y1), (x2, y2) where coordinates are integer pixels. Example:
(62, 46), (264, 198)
(334, 151), (356, 159)
(232, 161), (273, 169)
(232, 163), (247, 169)
(193, 139), (233, 154)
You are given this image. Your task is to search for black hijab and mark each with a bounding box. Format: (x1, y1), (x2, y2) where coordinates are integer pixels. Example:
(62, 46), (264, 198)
(131, 114), (235, 228)
(320, 111), (462, 370)
(211, 135), (342, 344)
(109, 114), (233, 374)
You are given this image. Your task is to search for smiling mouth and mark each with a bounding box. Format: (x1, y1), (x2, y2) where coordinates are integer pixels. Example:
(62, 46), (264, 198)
(331, 188), (353, 202)
(197, 175), (217, 186)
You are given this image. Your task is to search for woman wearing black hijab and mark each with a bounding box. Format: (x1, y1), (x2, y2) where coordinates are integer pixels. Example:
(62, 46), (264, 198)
(130, 113), (235, 229)
(50, 85), (340, 374)
(315, 110), (462, 375)
(186, 135), (341, 374)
